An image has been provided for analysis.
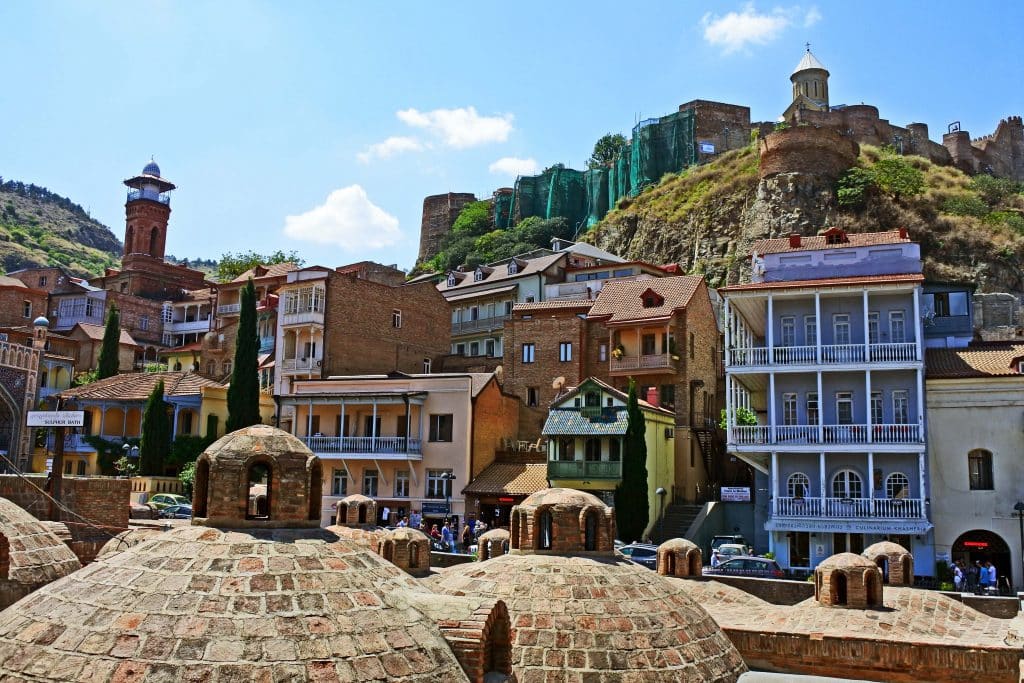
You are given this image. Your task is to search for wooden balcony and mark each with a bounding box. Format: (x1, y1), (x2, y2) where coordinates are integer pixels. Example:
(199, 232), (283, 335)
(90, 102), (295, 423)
(727, 342), (918, 368)
(548, 459), (622, 480)
(609, 353), (676, 374)
(774, 495), (925, 520)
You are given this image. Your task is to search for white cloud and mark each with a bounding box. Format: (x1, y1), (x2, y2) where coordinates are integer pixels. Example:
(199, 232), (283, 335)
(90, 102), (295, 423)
(701, 4), (823, 54)
(396, 106), (514, 148)
(489, 156), (540, 177)
(283, 185), (400, 250)
(356, 136), (423, 163)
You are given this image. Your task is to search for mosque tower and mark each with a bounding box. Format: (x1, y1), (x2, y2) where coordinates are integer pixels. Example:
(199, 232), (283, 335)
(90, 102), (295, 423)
(122, 159), (175, 262)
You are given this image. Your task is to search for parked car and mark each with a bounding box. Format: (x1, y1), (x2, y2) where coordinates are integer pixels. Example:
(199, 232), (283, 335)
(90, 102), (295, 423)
(711, 535), (747, 553)
(160, 504), (192, 519)
(703, 556), (785, 579)
(617, 543), (659, 570)
(147, 493), (190, 511)
(715, 543), (750, 560)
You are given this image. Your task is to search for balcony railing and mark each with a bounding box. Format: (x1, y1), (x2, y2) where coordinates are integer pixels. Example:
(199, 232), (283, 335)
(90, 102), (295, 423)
(165, 318), (212, 334)
(281, 308), (324, 326)
(451, 315), (510, 335)
(127, 189), (170, 205)
(301, 435), (421, 455)
(281, 358), (322, 372)
(610, 353), (676, 372)
(774, 496), (925, 519)
(548, 460), (623, 479)
(217, 303), (241, 315)
(728, 343), (919, 367)
(731, 423), (922, 446)
(53, 313), (105, 329)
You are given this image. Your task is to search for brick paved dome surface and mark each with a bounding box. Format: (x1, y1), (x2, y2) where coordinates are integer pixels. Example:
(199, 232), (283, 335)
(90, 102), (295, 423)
(95, 527), (168, 560)
(862, 541), (910, 557)
(517, 488), (604, 510)
(428, 553), (747, 682)
(817, 552), (877, 570)
(0, 497), (81, 587)
(0, 525), (474, 682)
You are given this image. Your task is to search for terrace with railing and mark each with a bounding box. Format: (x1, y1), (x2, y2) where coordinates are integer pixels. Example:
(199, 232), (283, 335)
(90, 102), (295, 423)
(728, 342), (918, 367)
(774, 495), (925, 519)
(731, 423), (922, 447)
(300, 435), (422, 458)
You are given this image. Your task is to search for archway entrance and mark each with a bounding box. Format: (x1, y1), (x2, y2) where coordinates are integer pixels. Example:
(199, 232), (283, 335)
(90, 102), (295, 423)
(953, 529), (1011, 593)
(0, 383), (21, 473)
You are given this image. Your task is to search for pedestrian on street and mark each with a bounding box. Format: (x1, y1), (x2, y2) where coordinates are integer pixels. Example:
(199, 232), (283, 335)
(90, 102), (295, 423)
(441, 522), (455, 553)
(409, 509), (422, 529)
(952, 561), (964, 592)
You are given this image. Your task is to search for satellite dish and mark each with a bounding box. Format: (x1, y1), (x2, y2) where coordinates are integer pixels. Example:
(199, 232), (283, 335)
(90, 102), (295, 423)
(552, 376), (565, 391)
(494, 365), (504, 381)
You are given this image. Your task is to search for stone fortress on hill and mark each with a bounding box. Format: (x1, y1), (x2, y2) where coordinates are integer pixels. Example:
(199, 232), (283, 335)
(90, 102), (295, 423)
(417, 47), (1024, 265)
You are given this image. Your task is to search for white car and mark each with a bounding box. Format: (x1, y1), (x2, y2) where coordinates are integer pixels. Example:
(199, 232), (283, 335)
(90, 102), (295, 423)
(714, 543), (750, 560)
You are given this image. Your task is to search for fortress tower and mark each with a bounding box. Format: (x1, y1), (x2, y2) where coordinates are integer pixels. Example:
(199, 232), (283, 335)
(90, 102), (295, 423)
(784, 46), (830, 121)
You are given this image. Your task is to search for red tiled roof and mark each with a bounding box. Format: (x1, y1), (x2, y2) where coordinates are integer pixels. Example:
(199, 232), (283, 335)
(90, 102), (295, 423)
(587, 276), (703, 324)
(461, 462), (549, 496)
(926, 343), (1024, 379)
(72, 323), (137, 346)
(720, 273), (924, 292)
(752, 229), (910, 255)
(58, 372), (226, 401)
(512, 300), (594, 312)
(230, 262), (298, 283)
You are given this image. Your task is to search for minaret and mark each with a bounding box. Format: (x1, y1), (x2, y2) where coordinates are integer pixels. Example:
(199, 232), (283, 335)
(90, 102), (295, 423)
(790, 44), (830, 108)
(122, 160), (175, 262)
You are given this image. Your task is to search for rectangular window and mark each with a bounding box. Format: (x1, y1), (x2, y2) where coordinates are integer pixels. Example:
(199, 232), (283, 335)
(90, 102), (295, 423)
(641, 334), (657, 356)
(429, 414), (453, 442)
(782, 393), (798, 425)
(892, 390), (909, 424)
(362, 415), (380, 437)
(394, 470), (410, 498)
(331, 469), (347, 496)
(362, 470), (378, 497)
(22, 301), (31, 318)
(889, 311), (906, 343)
(559, 342), (572, 362)
(689, 332), (695, 359)
(836, 391), (854, 425)
(140, 315), (149, 331)
(868, 312), (879, 344)
(469, 341), (479, 356)
(968, 451), (994, 490)
(599, 343), (608, 362)
(455, 343), (465, 356)
(789, 532), (811, 568)
(504, 301), (513, 316)
(422, 358), (432, 374)
(833, 314), (851, 345)
(38, 276), (47, 287)
(522, 343), (535, 363)
(871, 391), (883, 425)
(659, 384), (676, 410)
(485, 339), (495, 357)
(392, 309), (402, 328)
(924, 291), (969, 317)
(470, 306), (479, 321)
(527, 387), (538, 407)
(426, 469), (453, 499)
(780, 316), (796, 346)
(804, 315), (817, 346)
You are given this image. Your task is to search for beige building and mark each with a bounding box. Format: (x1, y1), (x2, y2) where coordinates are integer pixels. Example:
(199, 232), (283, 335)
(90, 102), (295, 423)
(279, 372), (519, 527)
(926, 342), (1024, 590)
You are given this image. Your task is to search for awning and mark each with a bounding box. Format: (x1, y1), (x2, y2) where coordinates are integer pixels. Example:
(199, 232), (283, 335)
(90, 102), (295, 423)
(444, 284), (517, 303)
(462, 462), (548, 496)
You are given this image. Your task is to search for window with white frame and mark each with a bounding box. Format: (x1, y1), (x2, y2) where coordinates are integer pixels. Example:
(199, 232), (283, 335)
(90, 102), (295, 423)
(787, 472), (810, 497)
(870, 391), (883, 425)
(507, 261), (518, 274)
(392, 309), (402, 328)
(806, 392), (819, 425)
(885, 472), (909, 499)
(836, 391), (854, 425)
(782, 393), (798, 425)
(889, 310), (906, 343)
(780, 316), (796, 346)
(832, 469), (863, 498)
(422, 357), (432, 374)
(362, 470), (378, 497)
(522, 343), (535, 363)
(474, 269), (485, 282)
(394, 470), (410, 497)
(892, 390), (909, 424)
(804, 315), (817, 346)
(426, 469), (453, 499)
(140, 315), (149, 331)
(447, 273), (457, 287)
(284, 286), (325, 315)
(469, 341), (479, 356)
(559, 342), (572, 362)
(331, 469), (347, 496)
(833, 314), (851, 345)
(22, 301), (31, 318)
(599, 343), (607, 362)
(868, 312), (879, 344)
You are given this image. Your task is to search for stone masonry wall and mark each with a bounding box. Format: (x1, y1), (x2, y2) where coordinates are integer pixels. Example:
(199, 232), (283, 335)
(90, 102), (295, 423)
(680, 99), (752, 164)
(418, 192), (477, 264)
(759, 126), (860, 180)
(107, 291), (166, 348)
(0, 288), (48, 329)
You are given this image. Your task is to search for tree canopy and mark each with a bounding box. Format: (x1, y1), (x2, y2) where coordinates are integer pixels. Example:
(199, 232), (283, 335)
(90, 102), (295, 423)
(426, 213), (574, 273)
(587, 133), (627, 169)
(226, 278), (261, 432)
(139, 380), (170, 476)
(614, 379), (650, 543)
(96, 305), (120, 380)
(216, 249), (304, 282)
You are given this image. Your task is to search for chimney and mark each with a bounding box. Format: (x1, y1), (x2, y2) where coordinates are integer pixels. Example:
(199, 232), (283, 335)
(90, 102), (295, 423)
(788, 233), (802, 248)
(898, 227), (908, 239)
(646, 387), (659, 407)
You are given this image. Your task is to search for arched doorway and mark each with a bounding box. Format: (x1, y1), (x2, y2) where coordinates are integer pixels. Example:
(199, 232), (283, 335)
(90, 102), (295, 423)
(953, 529), (1011, 593)
(0, 383), (22, 473)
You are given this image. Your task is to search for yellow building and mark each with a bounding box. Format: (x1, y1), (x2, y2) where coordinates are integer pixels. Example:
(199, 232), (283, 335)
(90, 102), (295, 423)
(543, 377), (675, 540)
(159, 341), (202, 373)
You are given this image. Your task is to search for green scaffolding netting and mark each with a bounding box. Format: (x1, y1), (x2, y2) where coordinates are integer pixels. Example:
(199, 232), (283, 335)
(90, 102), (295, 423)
(503, 108), (697, 233)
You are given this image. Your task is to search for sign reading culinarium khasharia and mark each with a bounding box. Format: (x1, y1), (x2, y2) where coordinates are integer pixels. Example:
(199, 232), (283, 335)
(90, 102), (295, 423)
(26, 411), (85, 427)
(765, 518), (933, 534)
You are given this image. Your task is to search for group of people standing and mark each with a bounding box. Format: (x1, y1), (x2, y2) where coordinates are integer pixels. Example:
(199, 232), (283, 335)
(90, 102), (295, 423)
(951, 558), (1001, 594)
(381, 506), (489, 553)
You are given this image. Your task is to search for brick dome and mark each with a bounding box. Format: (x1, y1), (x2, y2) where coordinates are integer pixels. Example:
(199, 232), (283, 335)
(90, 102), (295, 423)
(0, 525), (502, 681)
(335, 493), (378, 527)
(0, 497), (81, 609)
(95, 527), (169, 560)
(509, 488), (615, 556)
(862, 541), (914, 586)
(478, 528), (510, 561)
(656, 538), (703, 578)
(379, 528), (431, 577)
(428, 553), (747, 682)
(814, 552), (884, 608)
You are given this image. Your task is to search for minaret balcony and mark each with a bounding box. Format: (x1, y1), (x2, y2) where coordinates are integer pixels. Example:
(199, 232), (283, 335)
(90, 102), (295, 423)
(127, 189), (171, 205)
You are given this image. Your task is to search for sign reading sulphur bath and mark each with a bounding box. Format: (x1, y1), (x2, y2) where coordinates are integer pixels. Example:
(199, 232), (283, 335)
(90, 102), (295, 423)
(27, 411), (85, 427)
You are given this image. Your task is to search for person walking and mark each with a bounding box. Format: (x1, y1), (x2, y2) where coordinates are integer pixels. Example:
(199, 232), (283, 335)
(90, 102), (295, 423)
(952, 561), (964, 592)
(968, 561), (981, 593)
(461, 523), (472, 553)
(409, 509), (422, 530)
(985, 561), (998, 594)
(441, 522), (455, 553)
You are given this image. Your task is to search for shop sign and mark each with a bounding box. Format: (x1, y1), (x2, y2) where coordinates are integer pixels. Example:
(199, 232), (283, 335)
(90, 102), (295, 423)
(721, 487), (751, 502)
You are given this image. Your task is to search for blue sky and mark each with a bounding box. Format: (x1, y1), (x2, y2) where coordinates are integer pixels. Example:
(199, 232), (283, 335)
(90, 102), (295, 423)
(2, 1), (1022, 271)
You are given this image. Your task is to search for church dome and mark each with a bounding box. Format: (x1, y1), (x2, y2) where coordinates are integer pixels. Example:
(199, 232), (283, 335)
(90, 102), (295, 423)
(32, 316), (49, 327)
(142, 160), (161, 177)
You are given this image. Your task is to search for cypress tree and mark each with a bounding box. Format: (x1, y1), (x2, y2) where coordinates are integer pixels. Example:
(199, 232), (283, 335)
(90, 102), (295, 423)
(96, 305), (121, 379)
(614, 379), (649, 543)
(226, 278), (260, 432)
(140, 380), (171, 476)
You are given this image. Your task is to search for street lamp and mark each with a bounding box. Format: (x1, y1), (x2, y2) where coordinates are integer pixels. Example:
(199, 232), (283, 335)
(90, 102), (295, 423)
(656, 487), (667, 540)
(1014, 501), (1024, 591)
(122, 443), (140, 459)
(442, 472), (457, 525)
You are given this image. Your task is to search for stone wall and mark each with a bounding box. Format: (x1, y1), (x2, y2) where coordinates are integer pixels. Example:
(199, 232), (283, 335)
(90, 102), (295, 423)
(791, 106), (951, 165)
(945, 116), (1024, 182)
(107, 290), (166, 348)
(974, 292), (1023, 340)
(418, 192), (477, 264)
(0, 287), (47, 329)
(680, 99), (752, 163)
(0, 475), (130, 563)
(759, 126), (859, 180)
(709, 575), (814, 605)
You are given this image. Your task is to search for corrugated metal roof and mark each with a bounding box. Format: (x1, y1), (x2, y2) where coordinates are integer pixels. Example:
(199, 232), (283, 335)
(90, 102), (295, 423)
(543, 408), (629, 436)
(793, 49), (828, 75)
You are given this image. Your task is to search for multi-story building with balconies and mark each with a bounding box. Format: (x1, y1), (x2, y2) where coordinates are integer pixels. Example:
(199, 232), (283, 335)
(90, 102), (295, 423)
(721, 227), (932, 573)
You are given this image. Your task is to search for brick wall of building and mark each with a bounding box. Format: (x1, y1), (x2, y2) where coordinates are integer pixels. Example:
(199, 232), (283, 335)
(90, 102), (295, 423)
(99, 256), (207, 303)
(470, 378), (520, 479)
(0, 287), (47, 329)
(106, 291), (166, 348)
(8, 267), (70, 296)
(680, 99), (752, 163)
(323, 277), (451, 377)
(759, 126), (860, 180)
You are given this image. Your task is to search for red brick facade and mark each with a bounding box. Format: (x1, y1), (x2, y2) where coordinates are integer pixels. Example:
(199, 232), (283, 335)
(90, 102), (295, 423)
(0, 285), (47, 329)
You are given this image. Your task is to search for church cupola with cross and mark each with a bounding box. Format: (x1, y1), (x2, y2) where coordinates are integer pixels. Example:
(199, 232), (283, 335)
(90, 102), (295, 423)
(789, 44), (830, 111)
(123, 159), (175, 261)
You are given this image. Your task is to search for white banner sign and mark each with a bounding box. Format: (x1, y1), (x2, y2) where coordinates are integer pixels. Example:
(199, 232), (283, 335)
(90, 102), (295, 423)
(27, 411), (84, 427)
(720, 486), (751, 502)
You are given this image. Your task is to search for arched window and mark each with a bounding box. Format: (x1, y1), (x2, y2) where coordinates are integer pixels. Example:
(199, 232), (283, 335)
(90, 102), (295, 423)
(830, 571), (848, 605)
(149, 227), (159, 255)
(246, 461), (272, 520)
(409, 542), (419, 568)
(832, 469), (863, 499)
(968, 449), (994, 490)
(537, 509), (553, 550)
(885, 472), (910, 499)
(125, 225), (134, 253)
(381, 540), (394, 562)
(308, 461), (322, 521)
(357, 503), (367, 524)
(193, 458), (210, 517)
(787, 472), (810, 498)
(584, 510), (599, 551)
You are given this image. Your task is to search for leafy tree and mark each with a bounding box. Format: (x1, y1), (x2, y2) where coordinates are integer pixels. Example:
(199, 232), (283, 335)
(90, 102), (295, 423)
(178, 461), (196, 499)
(449, 200), (493, 237)
(96, 305), (121, 380)
(836, 167), (875, 208)
(216, 249), (303, 282)
(871, 154), (924, 202)
(587, 133), (627, 169)
(614, 379), (650, 543)
(226, 278), (261, 432)
(140, 381), (170, 476)
(970, 174), (1023, 206)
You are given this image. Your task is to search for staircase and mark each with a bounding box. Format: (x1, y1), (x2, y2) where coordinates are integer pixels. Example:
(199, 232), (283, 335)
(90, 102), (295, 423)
(654, 503), (704, 543)
(691, 423), (724, 476)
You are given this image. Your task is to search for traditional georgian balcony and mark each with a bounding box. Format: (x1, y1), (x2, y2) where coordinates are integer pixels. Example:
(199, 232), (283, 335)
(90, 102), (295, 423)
(728, 342), (918, 368)
(731, 423), (923, 448)
(773, 495), (925, 520)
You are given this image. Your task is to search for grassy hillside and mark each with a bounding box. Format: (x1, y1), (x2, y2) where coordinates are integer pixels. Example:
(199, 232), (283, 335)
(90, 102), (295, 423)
(0, 180), (122, 277)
